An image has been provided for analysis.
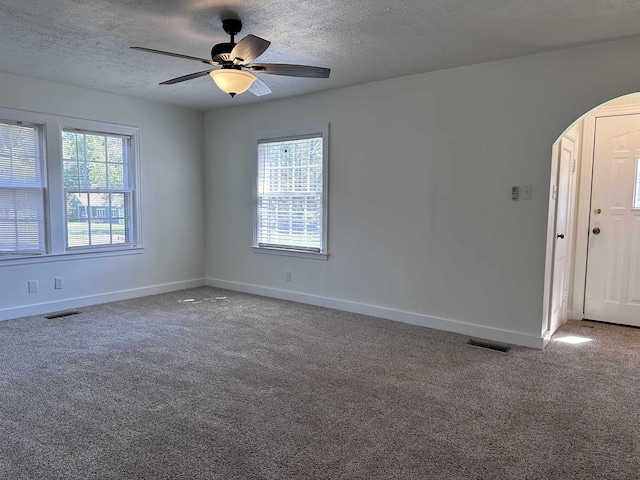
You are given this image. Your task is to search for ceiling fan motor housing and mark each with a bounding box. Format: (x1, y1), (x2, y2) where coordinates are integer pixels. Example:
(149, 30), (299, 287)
(211, 43), (234, 62)
(212, 19), (243, 63)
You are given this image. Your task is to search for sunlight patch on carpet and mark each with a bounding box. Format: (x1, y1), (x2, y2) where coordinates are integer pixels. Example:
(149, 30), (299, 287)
(554, 335), (593, 345)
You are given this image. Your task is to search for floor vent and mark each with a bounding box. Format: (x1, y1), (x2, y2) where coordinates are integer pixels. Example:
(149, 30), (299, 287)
(467, 339), (511, 353)
(44, 310), (81, 320)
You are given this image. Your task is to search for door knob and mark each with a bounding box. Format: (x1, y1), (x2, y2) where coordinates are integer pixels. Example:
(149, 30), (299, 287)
(592, 227), (601, 235)
(557, 233), (565, 239)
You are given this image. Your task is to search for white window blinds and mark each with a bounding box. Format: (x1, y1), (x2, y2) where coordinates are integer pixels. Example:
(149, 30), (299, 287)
(0, 122), (45, 256)
(257, 135), (324, 252)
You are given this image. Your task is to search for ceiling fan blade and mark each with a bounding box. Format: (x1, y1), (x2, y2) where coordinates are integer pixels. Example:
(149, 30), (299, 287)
(130, 47), (217, 66)
(248, 64), (330, 78)
(248, 76), (272, 97)
(230, 35), (271, 65)
(159, 70), (216, 85)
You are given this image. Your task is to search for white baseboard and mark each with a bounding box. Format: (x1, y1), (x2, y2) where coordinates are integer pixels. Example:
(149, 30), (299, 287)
(206, 278), (546, 349)
(0, 278), (206, 322)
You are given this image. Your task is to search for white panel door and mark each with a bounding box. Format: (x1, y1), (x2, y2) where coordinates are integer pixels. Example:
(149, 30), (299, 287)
(550, 130), (578, 333)
(585, 114), (640, 326)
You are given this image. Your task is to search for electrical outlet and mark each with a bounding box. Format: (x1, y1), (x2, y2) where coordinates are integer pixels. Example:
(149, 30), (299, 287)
(28, 280), (38, 293)
(286, 271), (292, 282)
(55, 277), (63, 289)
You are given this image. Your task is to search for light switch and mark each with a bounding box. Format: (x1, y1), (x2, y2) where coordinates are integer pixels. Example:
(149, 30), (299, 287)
(522, 185), (533, 200)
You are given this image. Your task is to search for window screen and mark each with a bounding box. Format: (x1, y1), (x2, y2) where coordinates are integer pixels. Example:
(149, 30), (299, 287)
(0, 122), (45, 256)
(257, 134), (324, 252)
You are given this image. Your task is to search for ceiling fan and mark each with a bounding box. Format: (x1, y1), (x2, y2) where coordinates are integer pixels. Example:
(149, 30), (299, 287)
(131, 18), (331, 98)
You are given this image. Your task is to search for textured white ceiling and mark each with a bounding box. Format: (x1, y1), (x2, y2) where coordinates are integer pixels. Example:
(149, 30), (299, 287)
(1, 0), (640, 111)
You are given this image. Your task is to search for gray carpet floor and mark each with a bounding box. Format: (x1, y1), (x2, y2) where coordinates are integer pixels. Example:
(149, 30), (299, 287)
(0, 286), (639, 479)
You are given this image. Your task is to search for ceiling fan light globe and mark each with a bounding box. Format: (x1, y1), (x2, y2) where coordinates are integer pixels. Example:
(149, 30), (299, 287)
(209, 69), (255, 96)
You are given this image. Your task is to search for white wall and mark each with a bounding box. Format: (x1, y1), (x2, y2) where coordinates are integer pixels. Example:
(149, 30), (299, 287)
(0, 72), (205, 319)
(204, 35), (640, 348)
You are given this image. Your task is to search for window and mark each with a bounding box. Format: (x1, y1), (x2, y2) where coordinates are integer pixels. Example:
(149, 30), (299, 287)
(63, 130), (134, 248)
(635, 157), (640, 209)
(0, 121), (45, 256)
(254, 125), (328, 258)
(0, 107), (141, 263)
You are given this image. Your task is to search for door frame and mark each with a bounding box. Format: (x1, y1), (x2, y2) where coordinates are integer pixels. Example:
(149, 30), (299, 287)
(571, 102), (640, 319)
(557, 126), (580, 326)
(542, 125), (581, 340)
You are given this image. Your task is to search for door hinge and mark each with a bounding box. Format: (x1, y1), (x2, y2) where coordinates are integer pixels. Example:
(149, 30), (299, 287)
(572, 159), (577, 172)
(552, 184), (557, 200)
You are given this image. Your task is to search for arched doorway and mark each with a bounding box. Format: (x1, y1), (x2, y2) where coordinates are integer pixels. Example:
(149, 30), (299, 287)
(544, 93), (640, 338)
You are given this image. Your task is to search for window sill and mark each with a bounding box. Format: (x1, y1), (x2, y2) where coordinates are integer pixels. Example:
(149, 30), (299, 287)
(0, 247), (144, 266)
(252, 246), (328, 260)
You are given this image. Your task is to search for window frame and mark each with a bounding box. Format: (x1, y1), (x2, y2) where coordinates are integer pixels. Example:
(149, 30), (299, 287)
(0, 107), (143, 265)
(252, 124), (329, 260)
(61, 128), (137, 250)
(634, 156), (640, 209)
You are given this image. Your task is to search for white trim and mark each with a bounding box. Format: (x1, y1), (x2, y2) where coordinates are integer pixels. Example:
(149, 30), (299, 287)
(253, 123), (329, 257)
(542, 140), (560, 335)
(0, 278), (205, 322)
(571, 114), (596, 319)
(566, 124), (582, 323)
(47, 122), (65, 253)
(0, 246), (143, 266)
(251, 246), (328, 260)
(206, 278), (546, 349)
(582, 102), (640, 118)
